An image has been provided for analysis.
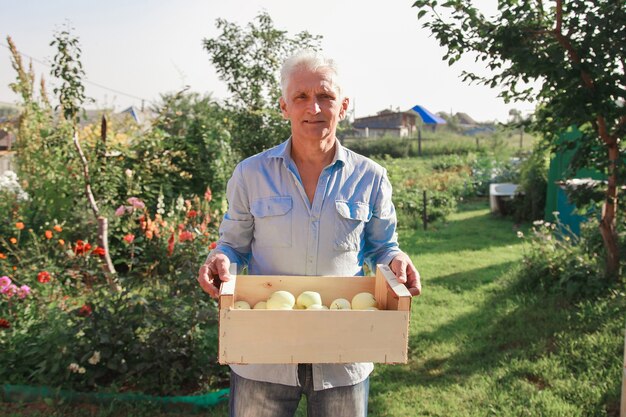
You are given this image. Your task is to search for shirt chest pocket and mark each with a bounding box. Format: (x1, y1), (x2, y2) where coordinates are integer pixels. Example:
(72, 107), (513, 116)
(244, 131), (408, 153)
(334, 200), (372, 252)
(250, 197), (293, 248)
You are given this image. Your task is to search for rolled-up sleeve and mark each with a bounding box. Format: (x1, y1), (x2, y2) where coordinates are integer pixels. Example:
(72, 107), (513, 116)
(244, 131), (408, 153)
(363, 168), (401, 269)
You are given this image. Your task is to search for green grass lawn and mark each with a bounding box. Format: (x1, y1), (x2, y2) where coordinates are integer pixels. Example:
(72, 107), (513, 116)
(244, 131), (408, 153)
(2, 199), (624, 416)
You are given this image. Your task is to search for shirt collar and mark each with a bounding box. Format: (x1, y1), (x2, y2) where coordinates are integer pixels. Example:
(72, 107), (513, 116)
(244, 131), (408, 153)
(268, 137), (347, 168)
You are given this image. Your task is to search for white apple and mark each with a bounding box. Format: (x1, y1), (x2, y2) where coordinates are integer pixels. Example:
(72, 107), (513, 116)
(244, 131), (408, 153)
(266, 290), (296, 310)
(253, 301), (267, 309)
(351, 292), (378, 310)
(233, 300), (251, 309)
(307, 304), (329, 310)
(329, 298), (351, 310)
(296, 291), (322, 309)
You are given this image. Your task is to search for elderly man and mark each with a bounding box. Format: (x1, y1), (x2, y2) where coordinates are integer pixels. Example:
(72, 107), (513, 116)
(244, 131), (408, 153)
(198, 50), (421, 417)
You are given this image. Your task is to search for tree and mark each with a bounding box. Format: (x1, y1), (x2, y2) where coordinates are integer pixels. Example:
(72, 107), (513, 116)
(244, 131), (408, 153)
(413, 0), (626, 278)
(50, 26), (118, 290)
(508, 108), (528, 148)
(147, 91), (234, 200)
(203, 12), (322, 157)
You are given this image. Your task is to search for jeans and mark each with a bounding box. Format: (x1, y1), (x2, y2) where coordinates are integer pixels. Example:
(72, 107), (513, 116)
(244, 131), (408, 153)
(229, 364), (369, 417)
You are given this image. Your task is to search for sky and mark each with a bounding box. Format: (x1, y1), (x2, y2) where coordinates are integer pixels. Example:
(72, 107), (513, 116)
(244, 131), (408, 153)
(0, 0), (536, 123)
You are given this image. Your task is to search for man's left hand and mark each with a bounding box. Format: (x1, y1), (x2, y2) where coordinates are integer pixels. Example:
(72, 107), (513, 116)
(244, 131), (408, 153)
(389, 252), (421, 296)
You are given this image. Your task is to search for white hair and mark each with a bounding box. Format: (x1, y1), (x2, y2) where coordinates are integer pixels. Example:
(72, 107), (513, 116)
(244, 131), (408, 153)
(280, 50), (343, 99)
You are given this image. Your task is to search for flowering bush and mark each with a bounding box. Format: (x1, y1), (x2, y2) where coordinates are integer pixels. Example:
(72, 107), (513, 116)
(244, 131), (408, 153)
(0, 191), (226, 395)
(0, 34), (235, 396)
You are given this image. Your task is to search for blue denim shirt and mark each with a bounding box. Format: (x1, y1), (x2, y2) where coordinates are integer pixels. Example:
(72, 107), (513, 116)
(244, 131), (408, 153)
(214, 138), (401, 390)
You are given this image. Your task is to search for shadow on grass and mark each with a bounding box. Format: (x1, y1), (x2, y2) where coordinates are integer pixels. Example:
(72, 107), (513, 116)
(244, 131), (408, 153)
(427, 261), (519, 293)
(399, 207), (523, 257)
(371, 198), (624, 416)
(370, 272), (568, 401)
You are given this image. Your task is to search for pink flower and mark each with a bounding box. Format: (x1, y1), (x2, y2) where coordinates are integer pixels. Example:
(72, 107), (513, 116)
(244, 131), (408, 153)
(17, 285), (31, 299)
(2, 284), (18, 298)
(127, 197), (145, 209)
(0, 276), (11, 289)
(123, 233), (135, 244)
(115, 205), (127, 216)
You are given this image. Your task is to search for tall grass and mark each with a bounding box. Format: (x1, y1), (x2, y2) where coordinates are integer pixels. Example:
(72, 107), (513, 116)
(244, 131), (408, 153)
(343, 129), (535, 159)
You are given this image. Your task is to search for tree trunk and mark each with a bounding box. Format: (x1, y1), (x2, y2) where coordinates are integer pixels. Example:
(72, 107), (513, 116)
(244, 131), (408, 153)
(600, 142), (621, 280)
(73, 129), (119, 292)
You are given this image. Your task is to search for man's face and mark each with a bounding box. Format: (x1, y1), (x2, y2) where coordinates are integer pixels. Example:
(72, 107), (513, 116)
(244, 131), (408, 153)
(279, 68), (349, 143)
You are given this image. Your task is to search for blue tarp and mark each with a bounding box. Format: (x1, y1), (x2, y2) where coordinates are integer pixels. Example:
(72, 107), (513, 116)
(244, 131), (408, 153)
(410, 105), (447, 125)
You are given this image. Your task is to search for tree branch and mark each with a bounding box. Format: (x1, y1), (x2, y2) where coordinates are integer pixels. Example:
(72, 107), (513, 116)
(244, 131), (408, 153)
(552, 0), (594, 89)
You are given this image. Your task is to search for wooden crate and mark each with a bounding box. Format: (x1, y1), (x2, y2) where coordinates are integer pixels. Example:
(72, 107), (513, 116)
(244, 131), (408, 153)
(218, 264), (412, 364)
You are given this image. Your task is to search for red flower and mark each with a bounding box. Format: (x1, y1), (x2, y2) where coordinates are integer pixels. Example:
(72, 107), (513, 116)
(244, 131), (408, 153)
(78, 304), (92, 317)
(37, 271), (51, 283)
(167, 232), (176, 257)
(187, 210), (198, 219)
(74, 240), (92, 255)
(179, 231), (194, 242)
(0, 318), (10, 329)
(44, 230), (53, 239)
(92, 247), (106, 257)
(209, 242), (217, 250)
(123, 234), (135, 244)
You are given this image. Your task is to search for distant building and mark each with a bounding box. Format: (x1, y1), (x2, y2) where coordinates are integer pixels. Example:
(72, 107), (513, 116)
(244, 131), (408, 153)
(455, 112), (478, 126)
(118, 105), (154, 128)
(454, 112), (496, 135)
(0, 127), (16, 151)
(81, 106), (155, 130)
(0, 112), (18, 153)
(0, 124), (16, 174)
(353, 109), (417, 138)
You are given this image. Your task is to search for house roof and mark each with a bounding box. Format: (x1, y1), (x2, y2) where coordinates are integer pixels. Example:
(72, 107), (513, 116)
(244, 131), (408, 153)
(353, 110), (415, 129)
(455, 112), (478, 125)
(410, 105), (447, 124)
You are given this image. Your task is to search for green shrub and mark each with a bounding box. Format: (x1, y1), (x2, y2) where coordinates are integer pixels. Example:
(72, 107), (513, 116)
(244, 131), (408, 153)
(393, 186), (457, 229)
(517, 217), (607, 300)
(470, 154), (521, 196)
(147, 92), (236, 202)
(512, 146), (549, 222)
(227, 107), (291, 159)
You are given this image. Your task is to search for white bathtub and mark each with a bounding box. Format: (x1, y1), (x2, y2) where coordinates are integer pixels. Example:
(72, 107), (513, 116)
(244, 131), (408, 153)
(489, 183), (519, 213)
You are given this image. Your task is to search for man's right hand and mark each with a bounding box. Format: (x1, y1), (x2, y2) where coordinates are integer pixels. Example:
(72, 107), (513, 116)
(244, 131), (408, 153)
(197, 253), (232, 299)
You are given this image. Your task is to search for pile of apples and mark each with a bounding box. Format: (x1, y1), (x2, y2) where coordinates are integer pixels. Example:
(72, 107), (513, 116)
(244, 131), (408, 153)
(233, 290), (379, 311)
